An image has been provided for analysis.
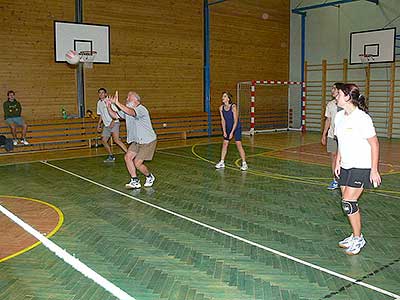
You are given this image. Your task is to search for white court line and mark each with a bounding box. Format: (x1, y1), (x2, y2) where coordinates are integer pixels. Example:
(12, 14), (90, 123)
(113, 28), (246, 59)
(0, 204), (136, 300)
(41, 160), (400, 299)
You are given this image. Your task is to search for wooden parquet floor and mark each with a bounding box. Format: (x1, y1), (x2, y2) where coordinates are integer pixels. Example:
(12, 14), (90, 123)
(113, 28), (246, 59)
(0, 132), (399, 300)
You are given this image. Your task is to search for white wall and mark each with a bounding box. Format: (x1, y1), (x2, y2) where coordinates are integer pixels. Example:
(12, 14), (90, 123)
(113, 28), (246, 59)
(290, 0), (400, 80)
(289, 0), (400, 131)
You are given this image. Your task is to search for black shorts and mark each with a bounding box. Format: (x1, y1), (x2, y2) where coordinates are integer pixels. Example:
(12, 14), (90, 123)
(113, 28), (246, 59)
(337, 167), (372, 189)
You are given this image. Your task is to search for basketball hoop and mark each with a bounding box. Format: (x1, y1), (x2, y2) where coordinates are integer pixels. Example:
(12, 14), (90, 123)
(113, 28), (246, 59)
(79, 50), (97, 68)
(359, 54), (374, 77)
(359, 54), (374, 66)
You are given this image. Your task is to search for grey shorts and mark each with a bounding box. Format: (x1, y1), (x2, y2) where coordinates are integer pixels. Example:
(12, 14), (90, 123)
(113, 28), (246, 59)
(102, 122), (120, 138)
(337, 168), (373, 189)
(128, 140), (157, 161)
(6, 117), (25, 126)
(327, 137), (338, 153)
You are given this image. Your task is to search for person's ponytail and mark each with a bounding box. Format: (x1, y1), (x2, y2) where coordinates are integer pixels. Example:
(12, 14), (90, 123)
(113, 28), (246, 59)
(357, 94), (368, 114)
(341, 84), (369, 114)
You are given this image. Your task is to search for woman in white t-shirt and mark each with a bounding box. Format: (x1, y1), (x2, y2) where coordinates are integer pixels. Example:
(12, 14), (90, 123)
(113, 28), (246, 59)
(334, 83), (381, 255)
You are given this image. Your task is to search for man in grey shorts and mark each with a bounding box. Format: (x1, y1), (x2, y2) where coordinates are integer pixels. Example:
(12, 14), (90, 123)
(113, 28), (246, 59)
(107, 91), (157, 189)
(96, 88), (127, 162)
(321, 82), (343, 190)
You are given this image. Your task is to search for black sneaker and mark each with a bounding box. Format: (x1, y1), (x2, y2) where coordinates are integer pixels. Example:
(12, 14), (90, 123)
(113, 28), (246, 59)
(104, 155), (116, 163)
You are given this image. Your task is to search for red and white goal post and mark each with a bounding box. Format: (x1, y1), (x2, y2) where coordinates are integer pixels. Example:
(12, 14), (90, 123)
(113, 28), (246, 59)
(236, 80), (306, 135)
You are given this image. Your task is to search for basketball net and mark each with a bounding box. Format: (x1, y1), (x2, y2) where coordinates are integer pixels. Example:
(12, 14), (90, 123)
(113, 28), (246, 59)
(359, 54), (374, 77)
(358, 54), (374, 68)
(79, 50), (97, 69)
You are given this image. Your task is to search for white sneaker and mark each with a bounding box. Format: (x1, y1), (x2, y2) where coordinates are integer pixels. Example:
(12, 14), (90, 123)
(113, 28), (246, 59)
(215, 161), (225, 169)
(240, 161), (248, 171)
(13, 139), (18, 146)
(21, 139), (29, 145)
(144, 174), (155, 187)
(125, 178), (141, 189)
(338, 234), (354, 248)
(345, 235), (366, 255)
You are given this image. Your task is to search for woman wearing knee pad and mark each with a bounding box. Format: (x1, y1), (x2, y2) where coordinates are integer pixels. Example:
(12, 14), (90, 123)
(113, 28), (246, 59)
(334, 83), (381, 255)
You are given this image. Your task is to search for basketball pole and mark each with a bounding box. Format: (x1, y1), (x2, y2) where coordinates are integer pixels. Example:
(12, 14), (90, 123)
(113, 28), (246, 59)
(75, 0), (85, 118)
(204, 0), (211, 136)
(204, 0), (228, 137)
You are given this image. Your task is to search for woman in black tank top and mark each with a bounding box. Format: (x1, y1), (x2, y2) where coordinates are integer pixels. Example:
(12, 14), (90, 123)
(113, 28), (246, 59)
(215, 91), (248, 171)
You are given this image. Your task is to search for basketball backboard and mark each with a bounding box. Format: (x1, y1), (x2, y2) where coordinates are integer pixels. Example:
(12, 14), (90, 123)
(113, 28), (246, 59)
(350, 28), (396, 64)
(54, 21), (110, 64)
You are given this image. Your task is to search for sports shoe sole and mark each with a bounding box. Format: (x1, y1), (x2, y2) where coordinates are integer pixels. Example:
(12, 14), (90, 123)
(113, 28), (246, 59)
(144, 181), (155, 187)
(345, 246), (365, 255)
(125, 183), (141, 189)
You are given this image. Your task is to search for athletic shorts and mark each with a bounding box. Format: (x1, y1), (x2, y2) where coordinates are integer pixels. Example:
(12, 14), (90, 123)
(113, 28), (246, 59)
(102, 122), (120, 138)
(326, 137), (338, 153)
(223, 126), (242, 141)
(5, 117), (25, 126)
(337, 167), (373, 189)
(128, 140), (157, 161)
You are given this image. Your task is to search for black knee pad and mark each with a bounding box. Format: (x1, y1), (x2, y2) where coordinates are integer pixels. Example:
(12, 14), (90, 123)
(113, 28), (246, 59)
(342, 200), (359, 215)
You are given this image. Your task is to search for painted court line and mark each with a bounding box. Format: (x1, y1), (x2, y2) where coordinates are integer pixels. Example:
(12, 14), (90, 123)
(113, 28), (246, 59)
(190, 143), (400, 200)
(0, 203), (136, 300)
(41, 160), (400, 299)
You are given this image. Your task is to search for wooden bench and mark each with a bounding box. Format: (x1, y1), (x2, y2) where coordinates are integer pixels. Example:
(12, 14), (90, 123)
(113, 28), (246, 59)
(0, 118), (99, 153)
(116, 112), (215, 142)
(0, 112), (216, 154)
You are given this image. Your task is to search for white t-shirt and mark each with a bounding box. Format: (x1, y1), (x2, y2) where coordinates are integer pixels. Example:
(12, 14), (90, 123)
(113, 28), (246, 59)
(118, 104), (156, 144)
(97, 100), (119, 127)
(325, 100), (338, 138)
(334, 108), (376, 169)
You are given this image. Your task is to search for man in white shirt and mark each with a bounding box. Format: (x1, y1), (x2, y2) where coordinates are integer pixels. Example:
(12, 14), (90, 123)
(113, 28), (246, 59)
(96, 88), (127, 162)
(321, 83), (343, 190)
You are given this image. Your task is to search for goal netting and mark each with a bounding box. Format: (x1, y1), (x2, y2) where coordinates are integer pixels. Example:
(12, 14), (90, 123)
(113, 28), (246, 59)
(237, 80), (305, 135)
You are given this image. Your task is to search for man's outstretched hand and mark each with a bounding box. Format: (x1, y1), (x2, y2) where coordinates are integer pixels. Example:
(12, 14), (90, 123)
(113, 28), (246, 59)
(109, 91), (119, 104)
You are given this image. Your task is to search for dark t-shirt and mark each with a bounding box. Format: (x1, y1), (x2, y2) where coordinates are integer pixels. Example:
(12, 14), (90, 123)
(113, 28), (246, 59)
(3, 100), (22, 119)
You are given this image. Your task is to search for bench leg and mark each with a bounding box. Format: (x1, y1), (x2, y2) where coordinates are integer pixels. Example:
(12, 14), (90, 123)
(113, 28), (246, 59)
(88, 137), (100, 148)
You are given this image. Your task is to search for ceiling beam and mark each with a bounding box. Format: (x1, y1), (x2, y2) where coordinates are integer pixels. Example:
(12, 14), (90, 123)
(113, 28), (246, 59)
(292, 0), (378, 14)
(208, 0), (226, 6)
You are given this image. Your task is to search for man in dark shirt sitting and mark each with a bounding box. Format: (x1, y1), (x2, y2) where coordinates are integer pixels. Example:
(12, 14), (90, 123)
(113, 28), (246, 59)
(3, 90), (29, 145)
